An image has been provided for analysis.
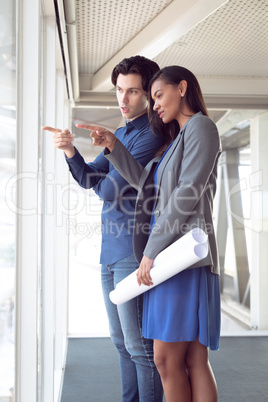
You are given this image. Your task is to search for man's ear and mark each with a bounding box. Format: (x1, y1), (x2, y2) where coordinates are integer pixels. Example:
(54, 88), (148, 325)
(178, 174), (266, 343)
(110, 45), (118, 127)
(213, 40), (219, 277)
(178, 80), (187, 97)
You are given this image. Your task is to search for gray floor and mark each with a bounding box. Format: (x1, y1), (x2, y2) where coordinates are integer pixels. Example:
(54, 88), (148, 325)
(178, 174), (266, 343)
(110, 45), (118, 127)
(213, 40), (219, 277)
(61, 337), (122, 402)
(60, 330), (268, 402)
(209, 336), (268, 401)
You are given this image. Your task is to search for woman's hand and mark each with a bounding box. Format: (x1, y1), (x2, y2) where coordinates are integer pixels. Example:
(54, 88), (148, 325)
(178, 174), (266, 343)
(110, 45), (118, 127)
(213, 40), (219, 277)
(76, 124), (117, 151)
(137, 255), (154, 286)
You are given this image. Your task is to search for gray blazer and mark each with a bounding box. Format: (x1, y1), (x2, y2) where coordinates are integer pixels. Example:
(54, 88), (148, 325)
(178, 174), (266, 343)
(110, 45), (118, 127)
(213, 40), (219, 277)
(105, 112), (222, 275)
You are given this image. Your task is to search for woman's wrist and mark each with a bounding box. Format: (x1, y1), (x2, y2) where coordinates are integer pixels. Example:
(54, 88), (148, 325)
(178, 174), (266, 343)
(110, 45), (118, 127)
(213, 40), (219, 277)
(108, 137), (117, 152)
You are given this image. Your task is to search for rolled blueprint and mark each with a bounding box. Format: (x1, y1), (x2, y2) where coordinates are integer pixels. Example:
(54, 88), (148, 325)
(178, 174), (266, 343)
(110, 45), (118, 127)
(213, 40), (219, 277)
(109, 227), (208, 305)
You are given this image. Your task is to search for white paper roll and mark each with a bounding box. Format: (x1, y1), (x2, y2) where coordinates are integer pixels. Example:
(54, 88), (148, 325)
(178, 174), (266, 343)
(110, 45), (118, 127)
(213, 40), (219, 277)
(109, 227), (208, 305)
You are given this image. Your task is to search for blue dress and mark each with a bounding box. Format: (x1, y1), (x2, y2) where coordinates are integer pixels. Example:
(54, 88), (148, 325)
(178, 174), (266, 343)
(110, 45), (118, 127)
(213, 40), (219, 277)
(142, 142), (221, 350)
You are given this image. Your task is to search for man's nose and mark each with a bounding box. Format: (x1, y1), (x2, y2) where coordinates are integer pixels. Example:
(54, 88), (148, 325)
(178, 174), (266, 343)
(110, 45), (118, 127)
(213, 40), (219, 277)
(121, 92), (128, 103)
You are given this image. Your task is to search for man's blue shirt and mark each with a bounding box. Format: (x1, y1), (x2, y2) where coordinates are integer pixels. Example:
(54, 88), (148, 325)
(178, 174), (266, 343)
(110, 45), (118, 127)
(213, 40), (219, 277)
(66, 113), (163, 265)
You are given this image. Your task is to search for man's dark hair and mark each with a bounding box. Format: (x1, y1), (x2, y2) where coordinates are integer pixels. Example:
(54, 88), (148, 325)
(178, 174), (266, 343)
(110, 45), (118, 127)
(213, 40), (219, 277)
(111, 55), (160, 93)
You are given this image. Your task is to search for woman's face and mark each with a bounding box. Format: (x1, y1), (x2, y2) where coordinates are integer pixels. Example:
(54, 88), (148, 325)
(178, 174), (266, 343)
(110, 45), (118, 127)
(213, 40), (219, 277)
(151, 79), (185, 124)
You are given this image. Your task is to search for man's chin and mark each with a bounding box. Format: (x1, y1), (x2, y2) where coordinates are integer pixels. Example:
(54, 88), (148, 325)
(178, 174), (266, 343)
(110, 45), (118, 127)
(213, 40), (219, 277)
(121, 111), (131, 119)
(124, 111), (147, 122)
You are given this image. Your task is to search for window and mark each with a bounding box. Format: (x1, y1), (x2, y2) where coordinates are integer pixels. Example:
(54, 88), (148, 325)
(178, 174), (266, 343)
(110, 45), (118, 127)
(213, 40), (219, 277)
(0, 0), (16, 399)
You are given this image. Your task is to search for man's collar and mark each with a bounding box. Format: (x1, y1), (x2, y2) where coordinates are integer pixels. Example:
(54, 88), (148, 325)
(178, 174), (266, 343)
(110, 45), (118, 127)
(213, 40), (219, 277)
(126, 113), (149, 129)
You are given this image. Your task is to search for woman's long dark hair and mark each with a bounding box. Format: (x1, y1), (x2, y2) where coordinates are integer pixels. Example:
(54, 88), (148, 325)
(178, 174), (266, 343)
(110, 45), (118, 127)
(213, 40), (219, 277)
(149, 66), (208, 155)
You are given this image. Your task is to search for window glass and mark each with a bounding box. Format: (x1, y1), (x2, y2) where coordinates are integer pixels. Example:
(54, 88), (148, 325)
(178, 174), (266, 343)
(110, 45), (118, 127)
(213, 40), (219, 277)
(0, 0), (16, 399)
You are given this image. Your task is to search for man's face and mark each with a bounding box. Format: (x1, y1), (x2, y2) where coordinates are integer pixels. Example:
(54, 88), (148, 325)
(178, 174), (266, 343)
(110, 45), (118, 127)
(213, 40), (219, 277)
(116, 73), (148, 121)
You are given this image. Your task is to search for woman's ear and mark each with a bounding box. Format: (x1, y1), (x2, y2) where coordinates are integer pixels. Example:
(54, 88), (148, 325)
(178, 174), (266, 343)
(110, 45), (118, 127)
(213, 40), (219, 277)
(178, 80), (187, 97)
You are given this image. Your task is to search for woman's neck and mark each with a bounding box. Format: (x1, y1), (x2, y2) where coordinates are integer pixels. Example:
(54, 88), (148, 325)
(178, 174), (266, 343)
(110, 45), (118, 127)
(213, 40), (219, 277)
(177, 107), (195, 129)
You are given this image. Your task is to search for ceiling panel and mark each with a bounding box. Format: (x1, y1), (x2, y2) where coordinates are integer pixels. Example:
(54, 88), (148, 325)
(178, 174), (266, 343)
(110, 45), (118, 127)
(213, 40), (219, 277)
(75, 0), (268, 80)
(64, 0), (268, 157)
(76, 0), (173, 75)
(154, 0), (268, 78)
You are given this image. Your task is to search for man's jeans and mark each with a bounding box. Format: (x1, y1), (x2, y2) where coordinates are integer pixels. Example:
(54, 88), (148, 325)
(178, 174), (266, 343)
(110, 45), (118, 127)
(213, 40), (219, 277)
(101, 254), (163, 402)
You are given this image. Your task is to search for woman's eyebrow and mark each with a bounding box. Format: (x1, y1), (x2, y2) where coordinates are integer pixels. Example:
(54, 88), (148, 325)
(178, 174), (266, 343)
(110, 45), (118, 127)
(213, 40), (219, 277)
(153, 89), (161, 97)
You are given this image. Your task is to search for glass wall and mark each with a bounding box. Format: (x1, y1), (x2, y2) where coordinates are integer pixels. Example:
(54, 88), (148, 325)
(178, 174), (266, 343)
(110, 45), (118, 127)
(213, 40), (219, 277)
(0, 0), (16, 400)
(68, 180), (109, 336)
(221, 149), (252, 306)
(0, 2), (70, 400)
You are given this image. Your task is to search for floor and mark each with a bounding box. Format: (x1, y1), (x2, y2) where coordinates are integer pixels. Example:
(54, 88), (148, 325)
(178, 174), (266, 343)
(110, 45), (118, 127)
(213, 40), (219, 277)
(61, 335), (268, 402)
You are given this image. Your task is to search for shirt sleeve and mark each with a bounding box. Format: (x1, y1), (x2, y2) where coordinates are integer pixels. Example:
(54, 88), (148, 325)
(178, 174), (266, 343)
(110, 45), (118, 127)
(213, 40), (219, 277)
(66, 130), (163, 202)
(65, 147), (109, 189)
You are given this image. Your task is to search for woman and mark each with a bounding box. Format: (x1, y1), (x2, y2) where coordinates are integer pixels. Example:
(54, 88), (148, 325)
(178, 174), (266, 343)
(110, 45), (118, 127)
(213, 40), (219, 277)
(82, 66), (222, 402)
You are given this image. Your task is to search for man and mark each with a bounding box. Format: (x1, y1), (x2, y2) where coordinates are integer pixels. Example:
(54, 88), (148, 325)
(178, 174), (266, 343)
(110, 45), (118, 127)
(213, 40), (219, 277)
(43, 55), (164, 402)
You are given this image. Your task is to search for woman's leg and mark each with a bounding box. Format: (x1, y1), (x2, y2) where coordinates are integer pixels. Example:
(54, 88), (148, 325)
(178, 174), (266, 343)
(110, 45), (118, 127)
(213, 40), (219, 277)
(185, 338), (217, 402)
(154, 339), (191, 402)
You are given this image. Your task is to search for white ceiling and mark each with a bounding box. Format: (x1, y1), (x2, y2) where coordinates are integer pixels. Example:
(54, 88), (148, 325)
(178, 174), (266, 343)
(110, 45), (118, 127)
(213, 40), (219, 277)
(55, 0), (268, 158)
(74, 0), (267, 80)
(155, 0), (268, 77)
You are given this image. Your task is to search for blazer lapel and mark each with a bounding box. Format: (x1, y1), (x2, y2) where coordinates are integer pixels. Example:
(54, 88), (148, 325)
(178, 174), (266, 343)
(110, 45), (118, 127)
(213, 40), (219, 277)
(139, 156), (160, 190)
(155, 131), (184, 198)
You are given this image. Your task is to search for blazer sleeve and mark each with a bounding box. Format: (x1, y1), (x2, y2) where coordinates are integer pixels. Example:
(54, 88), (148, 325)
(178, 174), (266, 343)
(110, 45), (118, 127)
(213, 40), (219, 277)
(104, 139), (145, 191)
(143, 116), (221, 260)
